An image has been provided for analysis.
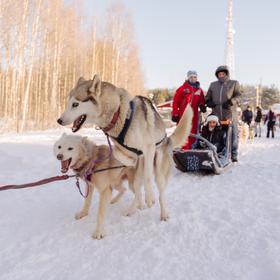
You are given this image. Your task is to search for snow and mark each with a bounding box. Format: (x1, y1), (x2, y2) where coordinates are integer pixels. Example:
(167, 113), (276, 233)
(0, 128), (280, 280)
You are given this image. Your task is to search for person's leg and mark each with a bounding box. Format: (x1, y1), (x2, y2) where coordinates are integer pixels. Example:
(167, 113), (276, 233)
(267, 125), (270, 138)
(258, 123), (261, 137)
(255, 123), (258, 137)
(272, 125), (275, 138)
(231, 121), (239, 161)
(182, 117), (198, 150)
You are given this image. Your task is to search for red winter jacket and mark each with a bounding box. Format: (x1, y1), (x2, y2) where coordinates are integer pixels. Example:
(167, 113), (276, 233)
(172, 81), (205, 150)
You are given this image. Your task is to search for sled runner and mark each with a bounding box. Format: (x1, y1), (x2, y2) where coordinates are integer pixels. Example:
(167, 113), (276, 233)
(173, 125), (232, 175)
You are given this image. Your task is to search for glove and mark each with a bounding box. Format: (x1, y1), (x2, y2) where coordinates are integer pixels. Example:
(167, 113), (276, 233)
(206, 100), (216, 108)
(172, 115), (179, 123)
(200, 142), (206, 148)
(199, 105), (207, 113)
(222, 100), (233, 109)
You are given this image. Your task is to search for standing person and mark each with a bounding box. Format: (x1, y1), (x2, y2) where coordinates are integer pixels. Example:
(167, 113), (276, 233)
(264, 109), (276, 138)
(254, 106), (262, 137)
(205, 65), (241, 162)
(242, 106), (253, 126)
(172, 70), (206, 150)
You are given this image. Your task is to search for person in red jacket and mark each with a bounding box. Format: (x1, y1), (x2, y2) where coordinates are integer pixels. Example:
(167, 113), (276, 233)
(172, 70), (206, 150)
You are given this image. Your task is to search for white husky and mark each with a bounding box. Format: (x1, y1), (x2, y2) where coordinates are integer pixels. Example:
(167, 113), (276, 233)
(58, 75), (193, 220)
(54, 133), (135, 239)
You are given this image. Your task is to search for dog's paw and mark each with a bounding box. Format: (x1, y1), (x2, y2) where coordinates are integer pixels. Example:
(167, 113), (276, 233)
(110, 196), (121, 204)
(145, 193), (155, 208)
(92, 229), (105, 240)
(160, 213), (169, 221)
(137, 202), (146, 210)
(145, 199), (154, 208)
(75, 211), (88, 220)
(122, 207), (137, 217)
(110, 198), (118, 204)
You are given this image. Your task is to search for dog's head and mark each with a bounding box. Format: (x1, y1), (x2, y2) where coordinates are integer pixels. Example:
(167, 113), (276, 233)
(57, 74), (121, 132)
(54, 133), (88, 173)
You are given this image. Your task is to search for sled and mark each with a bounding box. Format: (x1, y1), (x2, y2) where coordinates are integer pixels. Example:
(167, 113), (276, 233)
(173, 125), (232, 175)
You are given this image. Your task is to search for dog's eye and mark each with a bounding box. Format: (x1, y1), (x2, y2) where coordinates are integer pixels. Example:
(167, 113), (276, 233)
(68, 147), (73, 151)
(72, 102), (79, 108)
(58, 145), (61, 149)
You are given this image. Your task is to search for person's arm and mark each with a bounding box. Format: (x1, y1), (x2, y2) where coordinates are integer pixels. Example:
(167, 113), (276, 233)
(249, 111), (253, 121)
(199, 89), (206, 112)
(231, 81), (242, 106)
(205, 84), (216, 108)
(222, 81), (242, 109)
(241, 111), (245, 121)
(172, 87), (182, 122)
(264, 113), (268, 124)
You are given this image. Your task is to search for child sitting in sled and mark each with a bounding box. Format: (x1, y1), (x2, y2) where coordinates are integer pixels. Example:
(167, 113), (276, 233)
(173, 113), (231, 173)
(196, 114), (226, 154)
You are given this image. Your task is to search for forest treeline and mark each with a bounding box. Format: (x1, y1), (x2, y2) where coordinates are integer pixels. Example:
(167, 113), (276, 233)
(0, 0), (144, 132)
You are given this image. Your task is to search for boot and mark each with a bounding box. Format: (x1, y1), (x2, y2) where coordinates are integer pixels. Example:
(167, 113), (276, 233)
(231, 155), (238, 163)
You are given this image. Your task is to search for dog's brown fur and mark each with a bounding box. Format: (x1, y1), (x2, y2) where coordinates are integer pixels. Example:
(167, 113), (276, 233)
(54, 134), (134, 239)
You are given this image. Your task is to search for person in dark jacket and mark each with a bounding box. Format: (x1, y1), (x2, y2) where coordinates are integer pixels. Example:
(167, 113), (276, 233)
(254, 106), (262, 137)
(242, 106), (253, 126)
(205, 65), (241, 162)
(197, 114), (226, 154)
(264, 109), (276, 138)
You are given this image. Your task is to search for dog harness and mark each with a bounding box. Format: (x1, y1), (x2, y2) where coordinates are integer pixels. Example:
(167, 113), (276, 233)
(107, 100), (166, 156)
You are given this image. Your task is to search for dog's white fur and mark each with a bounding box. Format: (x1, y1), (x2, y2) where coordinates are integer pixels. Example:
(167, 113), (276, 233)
(54, 134), (134, 239)
(238, 121), (249, 145)
(58, 75), (193, 220)
(248, 125), (255, 140)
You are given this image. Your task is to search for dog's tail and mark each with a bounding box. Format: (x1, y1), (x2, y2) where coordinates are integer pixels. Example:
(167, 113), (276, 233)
(169, 105), (193, 149)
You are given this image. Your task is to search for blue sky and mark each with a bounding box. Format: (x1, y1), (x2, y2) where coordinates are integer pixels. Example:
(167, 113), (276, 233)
(84, 0), (280, 89)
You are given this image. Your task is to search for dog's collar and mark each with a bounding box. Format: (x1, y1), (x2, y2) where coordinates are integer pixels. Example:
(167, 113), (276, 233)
(72, 161), (89, 176)
(101, 107), (121, 133)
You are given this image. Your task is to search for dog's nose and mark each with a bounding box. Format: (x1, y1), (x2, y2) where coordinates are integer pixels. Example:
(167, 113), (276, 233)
(57, 118), (63, 125)
(57, 154), (63, 160)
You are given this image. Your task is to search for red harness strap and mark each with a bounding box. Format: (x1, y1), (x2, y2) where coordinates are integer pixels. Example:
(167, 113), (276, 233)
(101, 107), (120, 133)
(0, 174), (76, 192)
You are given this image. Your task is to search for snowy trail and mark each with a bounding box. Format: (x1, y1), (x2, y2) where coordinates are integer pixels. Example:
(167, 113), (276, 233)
(0, 130), (280, 280)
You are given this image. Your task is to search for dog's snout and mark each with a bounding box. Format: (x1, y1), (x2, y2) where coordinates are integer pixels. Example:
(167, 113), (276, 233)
(57, 154), (63, 160)
(57, 118), (63, 125)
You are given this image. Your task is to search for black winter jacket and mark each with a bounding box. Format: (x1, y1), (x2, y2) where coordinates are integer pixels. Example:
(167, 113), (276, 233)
(198, 125), (226, 153)
(242, 109), (253, 125)
(255, 108), (262, 123)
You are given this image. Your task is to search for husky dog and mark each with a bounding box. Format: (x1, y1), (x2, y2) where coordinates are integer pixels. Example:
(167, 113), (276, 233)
(238, 121), (249, 145)
(57, 75), (193, 220)
(248, 125), (255, 140)
(54, 133), (134, 239)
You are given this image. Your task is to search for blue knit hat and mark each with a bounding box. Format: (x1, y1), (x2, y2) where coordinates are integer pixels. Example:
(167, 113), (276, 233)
(187, 70), (198, 79)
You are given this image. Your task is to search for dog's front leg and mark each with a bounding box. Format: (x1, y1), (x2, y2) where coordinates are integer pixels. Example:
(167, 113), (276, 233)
(110, 183), (126, 204)
(92, 187), (112, 240)
(122, 158), (144, 216)
(143, 147), (156, 208)
(75, 184), (94, 220)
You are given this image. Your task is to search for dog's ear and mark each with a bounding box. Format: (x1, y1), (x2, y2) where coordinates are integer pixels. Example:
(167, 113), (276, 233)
(77, 77), (85, 86)
(89, 74), (101, 96)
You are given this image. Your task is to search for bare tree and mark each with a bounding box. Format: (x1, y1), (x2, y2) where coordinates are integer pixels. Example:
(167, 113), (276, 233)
(0, 0), (144, 132)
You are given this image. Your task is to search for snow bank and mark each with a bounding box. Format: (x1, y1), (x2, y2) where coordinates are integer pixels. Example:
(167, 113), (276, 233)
(0, 129), (280, 280)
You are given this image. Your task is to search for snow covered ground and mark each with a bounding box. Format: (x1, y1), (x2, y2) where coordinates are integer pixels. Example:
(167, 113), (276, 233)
(0, 128), (280, 280)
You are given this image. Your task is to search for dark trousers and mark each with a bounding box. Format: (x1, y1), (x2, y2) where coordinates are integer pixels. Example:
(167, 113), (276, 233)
(267, 122), (275, 138)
